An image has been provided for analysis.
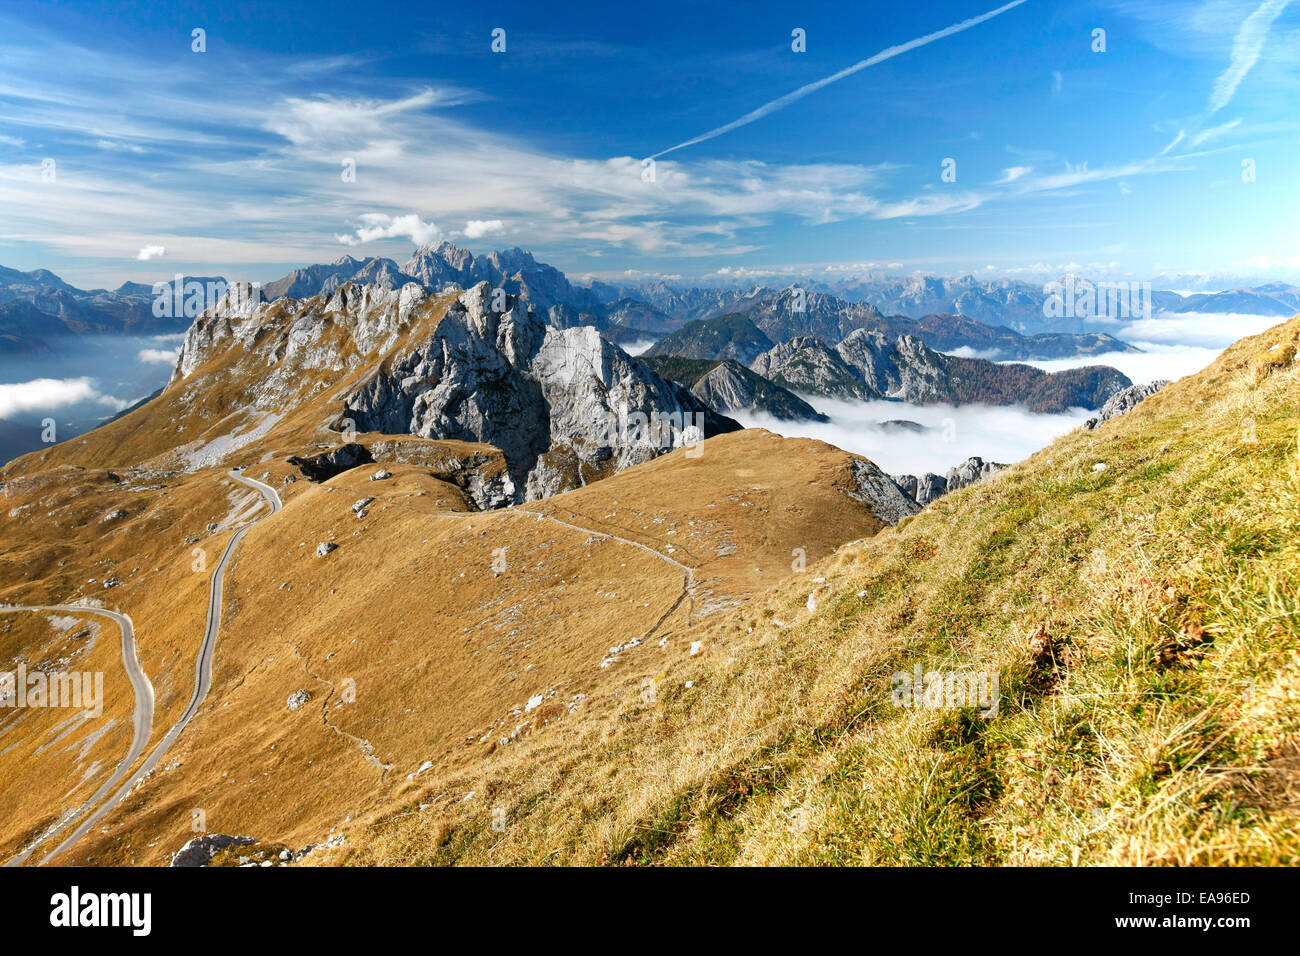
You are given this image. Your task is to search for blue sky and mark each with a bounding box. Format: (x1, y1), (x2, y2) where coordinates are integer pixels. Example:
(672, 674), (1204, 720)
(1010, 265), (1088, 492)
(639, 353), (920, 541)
(0, 0), (1297, 289)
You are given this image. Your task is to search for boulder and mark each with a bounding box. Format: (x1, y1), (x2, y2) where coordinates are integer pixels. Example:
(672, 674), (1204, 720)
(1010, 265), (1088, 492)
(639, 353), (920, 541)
(170, 834), (257, 867)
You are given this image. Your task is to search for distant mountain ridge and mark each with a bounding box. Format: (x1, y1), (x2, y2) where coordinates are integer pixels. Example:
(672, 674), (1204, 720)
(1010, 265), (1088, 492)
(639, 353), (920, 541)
(0, 265), (223, 352)
(6, 244), (1292, 360)
(257, 248), (1137, 361)
(746, 328), (1132, 413)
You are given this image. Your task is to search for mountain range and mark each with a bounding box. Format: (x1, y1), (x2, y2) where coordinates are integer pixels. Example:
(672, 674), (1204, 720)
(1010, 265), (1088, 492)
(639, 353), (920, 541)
(0, 265), (211, 352)
(790, 275), (1300, 332)
(4, 246), (1296, 360)
(650, 315), (1131, 413)
(1, 282), (1294, 868)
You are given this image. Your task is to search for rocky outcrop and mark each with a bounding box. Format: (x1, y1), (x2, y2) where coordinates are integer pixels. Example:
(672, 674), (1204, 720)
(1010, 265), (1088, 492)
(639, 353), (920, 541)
(286, 443), (374, 480)
(847, 458), (921, 526)
(944, 456), (1005, 493)
(915, 473), (948, 505)
(639, 356), (827, 421)
(174, 279), (739, 504)
(891, 473), (918, 500)
(750, 336), (877, 400)
(400, 242), (605, 314)
(834, 330), (948, 402)
(1084, 380), (1169, 429)
(340, 283), (738, 500)
(749, 328), (1129, 412)
(892, 456), (1006, 507)
(170, 834), (256, 867)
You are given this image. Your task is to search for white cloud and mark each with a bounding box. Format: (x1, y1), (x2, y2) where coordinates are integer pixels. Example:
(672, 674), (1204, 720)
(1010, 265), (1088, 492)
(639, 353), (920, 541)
(462, 219), (505, 239)
(136, 244), (166, 261)
(997, 165), (1032, 184)
(621, 339), (656, 356)
(1188, 117), (1243, 147)
(1009, 345), (1217, 385)
(734, 397), (1089, 477)
(137, 347), (180, 365)
(336, 213), (441, 247)
(1208, 0), (1292, 115)
(1119, 310), (1283, 348)
(0, 377), (128, 419)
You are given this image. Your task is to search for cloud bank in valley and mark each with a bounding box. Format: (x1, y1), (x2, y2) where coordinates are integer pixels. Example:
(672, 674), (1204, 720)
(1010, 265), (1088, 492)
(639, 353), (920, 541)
(733, 398), (1091, 477)
(1008, 312), (1286, 383)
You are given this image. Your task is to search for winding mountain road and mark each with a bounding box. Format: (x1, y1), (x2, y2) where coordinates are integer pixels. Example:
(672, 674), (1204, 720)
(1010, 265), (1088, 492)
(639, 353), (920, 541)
(0, 604), (151, 867)
(4, 468), (281, 866)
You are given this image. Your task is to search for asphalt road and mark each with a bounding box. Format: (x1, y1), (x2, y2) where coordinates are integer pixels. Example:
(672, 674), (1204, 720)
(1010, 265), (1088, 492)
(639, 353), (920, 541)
(0, 604), (151, 867)
(6, 468), (282, 866)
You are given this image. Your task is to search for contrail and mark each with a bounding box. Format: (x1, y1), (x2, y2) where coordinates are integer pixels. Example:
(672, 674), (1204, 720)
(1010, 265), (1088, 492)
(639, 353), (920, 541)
(649, 0), (1029, 159)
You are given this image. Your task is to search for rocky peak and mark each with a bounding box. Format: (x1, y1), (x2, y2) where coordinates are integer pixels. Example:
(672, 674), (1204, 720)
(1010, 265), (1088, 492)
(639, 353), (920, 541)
(340, 282), (738, 500)
(891, 456), (1007, 507)
(751, 336), (880, 401)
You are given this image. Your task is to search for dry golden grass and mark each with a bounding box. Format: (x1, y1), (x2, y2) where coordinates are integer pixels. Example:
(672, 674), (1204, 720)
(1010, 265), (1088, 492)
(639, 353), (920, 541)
(345, 317), (1300, 867)
(3, 292), (1295, 868)
(1, 371), (891, 865)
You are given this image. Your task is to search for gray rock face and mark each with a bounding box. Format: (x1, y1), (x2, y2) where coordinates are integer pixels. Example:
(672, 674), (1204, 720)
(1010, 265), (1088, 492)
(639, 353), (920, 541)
(750, 329), (972, 405)
(342, 283), (737, 500)
(945, 456), (1005, 493)
(846, 458), (921, 526)
(691, 362), (764, 414)
(891, 473), (919, 500)
(749, 335), (877, 400)
(893, 456), (1005, 507)
(174, 279), (738, 504)
(834, 330), (948, 403)
(399, 242), (604, 314)
(170, 834), (256, 867)
(915, 473), (948, 505)
(1084, 380), (1169, 429)
(315, 542), (337, 557)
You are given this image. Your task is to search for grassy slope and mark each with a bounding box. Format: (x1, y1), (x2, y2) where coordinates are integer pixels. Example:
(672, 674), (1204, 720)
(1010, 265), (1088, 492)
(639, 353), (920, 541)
(350, 318), (1300, 866)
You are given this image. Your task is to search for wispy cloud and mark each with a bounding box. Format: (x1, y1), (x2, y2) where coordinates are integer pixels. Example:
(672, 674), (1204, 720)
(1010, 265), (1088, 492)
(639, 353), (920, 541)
(1209, 0), (1292, 114)
(649, 0), (1029, 159)
(1160, 0), (1292, 153)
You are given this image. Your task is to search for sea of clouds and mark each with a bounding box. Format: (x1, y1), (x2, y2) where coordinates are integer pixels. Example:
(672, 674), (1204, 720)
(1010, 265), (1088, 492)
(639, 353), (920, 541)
(733, 399), (1090, 477)
(731, 310), (1284, 477)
